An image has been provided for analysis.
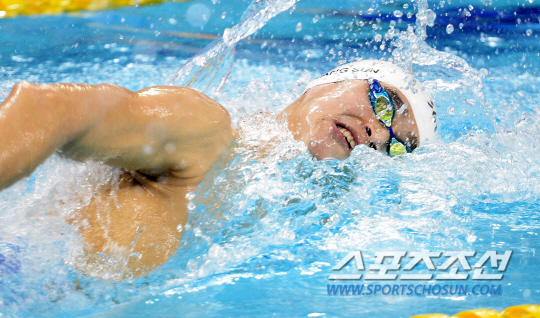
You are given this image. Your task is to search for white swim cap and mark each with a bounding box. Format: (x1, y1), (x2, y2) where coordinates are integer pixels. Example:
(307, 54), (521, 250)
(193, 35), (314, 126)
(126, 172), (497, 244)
(305, 60), (438, 145)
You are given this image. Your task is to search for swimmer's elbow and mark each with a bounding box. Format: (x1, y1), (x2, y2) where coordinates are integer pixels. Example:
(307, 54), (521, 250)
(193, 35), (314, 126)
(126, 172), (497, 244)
(11, 81), (32, 92)
(5, 81), (39, 104)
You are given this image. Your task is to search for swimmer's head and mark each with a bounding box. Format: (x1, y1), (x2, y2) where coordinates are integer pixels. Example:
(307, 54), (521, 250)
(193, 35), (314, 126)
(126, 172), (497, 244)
(282, 60), (437, 160)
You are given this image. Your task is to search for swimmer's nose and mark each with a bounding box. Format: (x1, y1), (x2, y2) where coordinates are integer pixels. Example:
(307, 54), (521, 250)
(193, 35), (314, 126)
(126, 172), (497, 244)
(366, 121), (391, 152)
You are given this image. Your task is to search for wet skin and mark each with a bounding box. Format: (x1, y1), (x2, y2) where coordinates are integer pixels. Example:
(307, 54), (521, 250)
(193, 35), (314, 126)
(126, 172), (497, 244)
(0, 80), (419, 277)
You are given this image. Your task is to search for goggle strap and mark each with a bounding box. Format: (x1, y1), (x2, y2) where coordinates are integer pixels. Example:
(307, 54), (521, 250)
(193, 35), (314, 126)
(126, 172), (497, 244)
(387, 126), (396, 139)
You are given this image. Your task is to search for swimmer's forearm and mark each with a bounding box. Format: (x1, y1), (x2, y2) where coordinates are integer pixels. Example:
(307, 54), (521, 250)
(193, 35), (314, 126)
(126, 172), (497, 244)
(0, 82), (129, 190)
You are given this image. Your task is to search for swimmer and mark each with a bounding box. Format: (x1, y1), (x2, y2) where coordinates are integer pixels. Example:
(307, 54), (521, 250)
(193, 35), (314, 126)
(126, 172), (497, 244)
(0, 60), (437, 277)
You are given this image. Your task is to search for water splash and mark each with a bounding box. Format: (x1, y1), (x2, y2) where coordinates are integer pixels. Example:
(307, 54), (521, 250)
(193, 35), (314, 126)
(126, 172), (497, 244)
(1, 0), (540, 316)
(161, 0), (540, 310)
(165, 0), (299, 97)
(384, 0), (495, 141)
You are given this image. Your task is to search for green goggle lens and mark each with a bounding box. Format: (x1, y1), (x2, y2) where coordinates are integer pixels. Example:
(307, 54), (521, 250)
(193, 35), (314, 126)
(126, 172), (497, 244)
(389, 138), (407, 156)
(374, 95), (393, 127)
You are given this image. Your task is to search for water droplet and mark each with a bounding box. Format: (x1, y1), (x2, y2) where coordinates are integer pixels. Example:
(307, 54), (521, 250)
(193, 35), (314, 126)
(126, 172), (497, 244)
(176, 224), (183, 232)
(295, 22), (302, 32)
(165, 142), (176, 153)
(168, 18), (177, 25)
(403, 3), (409, 9)
(468, 5), (474, 10)
(479, 68), (488, 77)
(188, 202), (196, 211)
(221, 12), (226, 19)
(143, 145), (153, 154)
(448, 107), (455, 115)
(466, 234), (477, 243)
(367, 8), (374, 14)
(223, 28), (233, 43)
(374, 34), (382, 42)
(459, 23), (464, 29)
(526, 29), (533, 36)
(393, 10), (403, 18)
(186, 3), (211, 28)
(446, 24), (454, 34)
(426, 9), (437, 26)
(186, 192), (196, 200)
(397, 103), (408, 115)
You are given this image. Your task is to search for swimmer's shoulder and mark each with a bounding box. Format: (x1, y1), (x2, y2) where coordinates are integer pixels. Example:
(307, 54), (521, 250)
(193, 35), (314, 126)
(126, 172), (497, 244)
(134, 85), (232, 122)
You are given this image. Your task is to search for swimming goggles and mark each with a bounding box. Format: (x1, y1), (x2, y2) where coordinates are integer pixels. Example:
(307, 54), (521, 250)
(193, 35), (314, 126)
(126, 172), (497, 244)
(368, 79), (411, 157)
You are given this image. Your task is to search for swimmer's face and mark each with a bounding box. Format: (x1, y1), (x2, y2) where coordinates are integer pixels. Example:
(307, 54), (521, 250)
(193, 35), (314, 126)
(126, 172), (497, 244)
(282, 80), (419, 160)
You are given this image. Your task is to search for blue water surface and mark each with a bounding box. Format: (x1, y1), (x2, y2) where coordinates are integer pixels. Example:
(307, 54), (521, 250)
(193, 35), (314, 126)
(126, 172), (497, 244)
(0, 0), (540, 317)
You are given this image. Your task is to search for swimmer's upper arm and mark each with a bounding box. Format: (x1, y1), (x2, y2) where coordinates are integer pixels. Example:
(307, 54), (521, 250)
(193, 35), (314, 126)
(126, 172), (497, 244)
(61, 85), (235, 184)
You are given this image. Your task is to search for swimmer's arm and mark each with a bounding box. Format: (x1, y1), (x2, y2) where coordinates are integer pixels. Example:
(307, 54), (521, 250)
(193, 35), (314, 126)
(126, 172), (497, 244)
(0, 82), (128, 190)
(61, 85), (236, 185)
(0, 82), (235, 190)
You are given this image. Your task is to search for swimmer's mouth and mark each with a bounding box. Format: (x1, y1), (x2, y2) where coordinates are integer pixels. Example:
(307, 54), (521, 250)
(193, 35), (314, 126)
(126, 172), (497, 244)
(336, 124), (356, 150)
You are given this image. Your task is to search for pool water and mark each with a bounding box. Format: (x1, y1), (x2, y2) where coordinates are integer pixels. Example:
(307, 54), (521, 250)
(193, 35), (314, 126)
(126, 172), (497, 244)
(1, 0), (540, 317)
